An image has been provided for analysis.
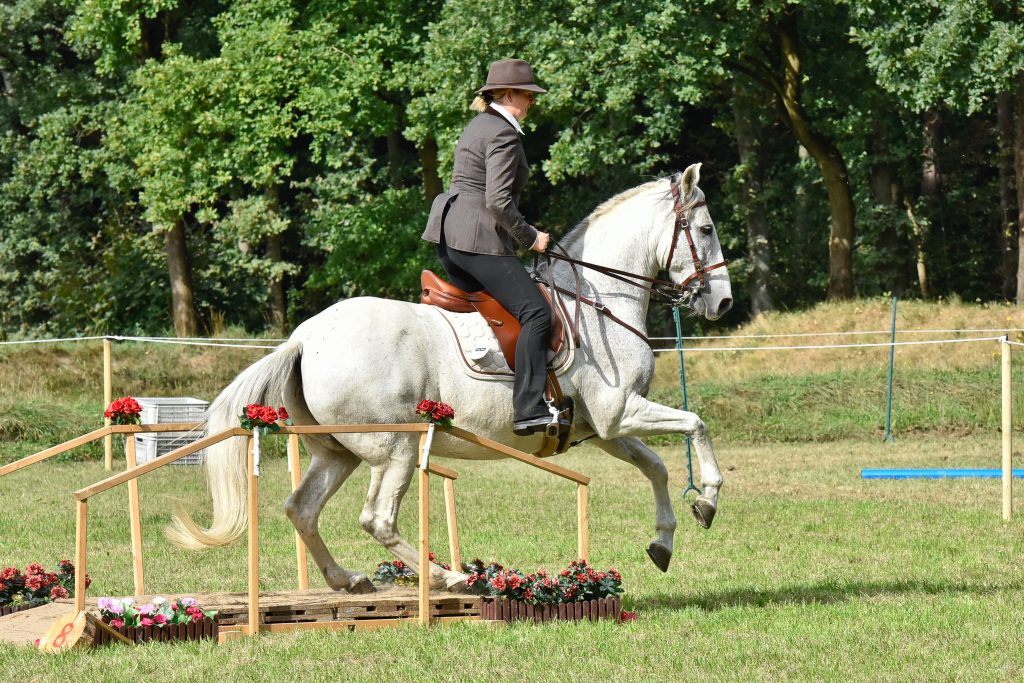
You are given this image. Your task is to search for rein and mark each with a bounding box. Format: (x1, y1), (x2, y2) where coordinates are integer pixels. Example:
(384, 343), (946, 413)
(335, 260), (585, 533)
(537, 176), (729, 345)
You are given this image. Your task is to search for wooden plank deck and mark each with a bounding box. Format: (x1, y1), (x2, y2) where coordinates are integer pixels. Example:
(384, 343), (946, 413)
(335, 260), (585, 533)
(0, 587), (480, 647)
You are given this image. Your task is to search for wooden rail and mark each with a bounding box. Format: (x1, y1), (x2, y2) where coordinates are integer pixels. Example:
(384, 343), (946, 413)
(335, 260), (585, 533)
(51, 421), (589, 635)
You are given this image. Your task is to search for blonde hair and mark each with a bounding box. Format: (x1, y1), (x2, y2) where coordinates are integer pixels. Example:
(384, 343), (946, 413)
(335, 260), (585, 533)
(470, 88), (513, 112)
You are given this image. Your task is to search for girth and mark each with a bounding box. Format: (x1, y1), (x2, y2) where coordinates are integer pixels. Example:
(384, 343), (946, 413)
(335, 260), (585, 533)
(419, 270), (573, 371)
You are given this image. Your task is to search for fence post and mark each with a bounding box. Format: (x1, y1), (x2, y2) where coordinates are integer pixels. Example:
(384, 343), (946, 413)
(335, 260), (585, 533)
(1002, 336), (1013, 522)
(124, 434), (145, 596)
(417, 429), (432, 626)
(103, 338), (113, 470)
(287, 434), (309, 590)
(883, 296), (898, 444)
(247, 435), (260, 635)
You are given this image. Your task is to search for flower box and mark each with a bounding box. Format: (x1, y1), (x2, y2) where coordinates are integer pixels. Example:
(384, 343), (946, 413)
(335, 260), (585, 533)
(0, 603), (37, 617)
(479, 596), (621, 623)
(93, 617), (219, 645)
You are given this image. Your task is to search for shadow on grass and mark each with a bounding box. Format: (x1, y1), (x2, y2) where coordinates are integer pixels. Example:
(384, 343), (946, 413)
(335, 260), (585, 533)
(639, 578), (1024, 613)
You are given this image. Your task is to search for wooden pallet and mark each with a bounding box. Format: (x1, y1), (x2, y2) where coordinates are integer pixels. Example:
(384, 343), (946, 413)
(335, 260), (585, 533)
(0, 587), (481, 647)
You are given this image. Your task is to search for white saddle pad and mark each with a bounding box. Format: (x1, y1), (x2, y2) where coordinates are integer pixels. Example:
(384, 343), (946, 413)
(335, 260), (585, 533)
(430, 306), (575, 381)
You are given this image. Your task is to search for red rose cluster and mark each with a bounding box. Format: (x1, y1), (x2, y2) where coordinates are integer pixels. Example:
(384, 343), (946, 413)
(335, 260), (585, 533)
(104, 396), (142, 425)
(238, 403), (290, 434)
(0, 561), (86, 608)
(465, 559), (623, 605)
(415, 399), (455, 426)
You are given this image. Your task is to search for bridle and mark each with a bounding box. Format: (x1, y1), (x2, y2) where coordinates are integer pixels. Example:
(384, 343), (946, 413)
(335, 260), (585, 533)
(539, 176), (729, 345)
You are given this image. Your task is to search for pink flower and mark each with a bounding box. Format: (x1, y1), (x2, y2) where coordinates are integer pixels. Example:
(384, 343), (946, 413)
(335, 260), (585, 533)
(24, 563), (44, 576)
(153, 613), (167, 625)
(140, 617), (153, 627)
(490, 575), (507, 591)
(109, 618), (124, 628)
(49, 586), (68, 600)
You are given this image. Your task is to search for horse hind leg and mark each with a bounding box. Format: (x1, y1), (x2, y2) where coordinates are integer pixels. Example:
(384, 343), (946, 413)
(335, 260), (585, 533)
(594, 436), (677, 572)
(359, 458), (469, 591)
(284, 436), (374, 594)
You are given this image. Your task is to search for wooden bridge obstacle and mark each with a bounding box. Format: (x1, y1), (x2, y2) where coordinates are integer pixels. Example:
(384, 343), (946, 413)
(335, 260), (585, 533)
(0, 420), (590, 647)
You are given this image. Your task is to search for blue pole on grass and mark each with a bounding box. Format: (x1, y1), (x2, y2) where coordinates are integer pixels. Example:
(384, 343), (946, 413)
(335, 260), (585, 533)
(883, 296), (897, 444)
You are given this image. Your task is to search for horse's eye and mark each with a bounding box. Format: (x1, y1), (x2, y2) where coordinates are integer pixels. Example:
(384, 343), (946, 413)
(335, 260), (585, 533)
(700, 224), (714, 235)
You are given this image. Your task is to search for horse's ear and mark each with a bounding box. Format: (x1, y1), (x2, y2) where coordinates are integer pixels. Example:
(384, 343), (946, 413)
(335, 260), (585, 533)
(681, 163), (702, 197)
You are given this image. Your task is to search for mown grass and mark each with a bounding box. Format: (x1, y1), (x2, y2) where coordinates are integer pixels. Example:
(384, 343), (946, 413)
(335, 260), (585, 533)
(2, 299), (1024, 680)
(1, 436), (1022, 681)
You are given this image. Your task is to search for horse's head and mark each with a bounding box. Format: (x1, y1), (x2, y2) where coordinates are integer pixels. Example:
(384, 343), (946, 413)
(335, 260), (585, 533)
(665, 163), (732, 321)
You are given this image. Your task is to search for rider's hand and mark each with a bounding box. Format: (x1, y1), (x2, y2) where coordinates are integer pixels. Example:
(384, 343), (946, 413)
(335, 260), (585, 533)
(531, 231), (551, 253)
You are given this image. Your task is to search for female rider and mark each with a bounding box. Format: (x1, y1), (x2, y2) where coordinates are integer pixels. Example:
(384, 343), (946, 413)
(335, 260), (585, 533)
(421, 58), (553, 435)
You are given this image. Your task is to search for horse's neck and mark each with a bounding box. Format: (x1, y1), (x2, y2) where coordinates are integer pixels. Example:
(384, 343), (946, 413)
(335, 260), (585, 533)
(555, 188), (665, 334)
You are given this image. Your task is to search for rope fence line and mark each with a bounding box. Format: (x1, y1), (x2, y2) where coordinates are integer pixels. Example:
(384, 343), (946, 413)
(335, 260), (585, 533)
(110, 337), (279, 350)
(651, 336), (1004, 354)
(1005, 340), (1024, 348)
(649, 327), (1024, 342)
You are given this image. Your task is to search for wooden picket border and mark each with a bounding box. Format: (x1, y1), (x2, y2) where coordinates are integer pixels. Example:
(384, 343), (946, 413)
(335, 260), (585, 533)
(62, 422), (589, 636)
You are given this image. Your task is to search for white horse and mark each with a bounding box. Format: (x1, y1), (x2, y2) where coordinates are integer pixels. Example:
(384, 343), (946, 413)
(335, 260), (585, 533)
(169, 163), (732, 593)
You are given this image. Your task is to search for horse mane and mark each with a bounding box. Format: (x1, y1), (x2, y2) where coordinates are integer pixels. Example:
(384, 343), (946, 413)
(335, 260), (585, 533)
(556, 173), (679, 255)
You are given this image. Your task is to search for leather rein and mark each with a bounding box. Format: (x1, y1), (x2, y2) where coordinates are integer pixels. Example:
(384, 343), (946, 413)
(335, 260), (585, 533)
(538, 176), (729, 347)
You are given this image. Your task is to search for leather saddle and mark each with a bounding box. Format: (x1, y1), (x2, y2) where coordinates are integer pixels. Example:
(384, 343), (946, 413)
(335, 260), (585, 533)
(419, 270), (570, 371)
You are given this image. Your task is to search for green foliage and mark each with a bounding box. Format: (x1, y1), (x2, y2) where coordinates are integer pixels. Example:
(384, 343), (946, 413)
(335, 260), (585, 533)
(1, 0), (1023, 336)
(851, 0), (1024, 113)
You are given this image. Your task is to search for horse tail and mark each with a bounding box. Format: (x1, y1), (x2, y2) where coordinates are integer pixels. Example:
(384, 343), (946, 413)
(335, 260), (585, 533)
(166, 339), (303, 550)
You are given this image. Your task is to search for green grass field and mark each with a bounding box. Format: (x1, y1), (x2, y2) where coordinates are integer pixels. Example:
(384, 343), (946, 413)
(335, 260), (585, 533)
(2, 299), (1024, 681)
(1, 435), (1022, 682)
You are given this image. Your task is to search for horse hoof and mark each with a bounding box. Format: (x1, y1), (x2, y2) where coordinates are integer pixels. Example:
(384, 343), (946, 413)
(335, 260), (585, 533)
(645, 542), (672, 572)
(691, 498), (716, 529)
(347, 574), (376, 594)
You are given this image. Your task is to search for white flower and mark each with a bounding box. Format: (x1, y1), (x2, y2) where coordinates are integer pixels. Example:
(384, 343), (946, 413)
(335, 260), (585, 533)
(152, 596), (167, 605)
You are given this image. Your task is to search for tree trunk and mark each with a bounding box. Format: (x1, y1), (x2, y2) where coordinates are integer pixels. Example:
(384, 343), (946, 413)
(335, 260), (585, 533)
(1014, 71), (1024, 304)
(418, 138), (443, 201)
(731, 80), (773, 315)
(266, 233), (286, 336)
(868, 121), (906, 295)
(777, 11), (855, 300)
(997, 91), (1018, 300)
(164, 220), (197, 337)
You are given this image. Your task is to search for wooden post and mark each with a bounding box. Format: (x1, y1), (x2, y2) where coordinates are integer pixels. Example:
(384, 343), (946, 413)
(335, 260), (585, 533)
(288, 434), (309, 590)
(124, 434), (145, 596)
(577, 483), (589, 562)
(418, 432), (431, 626)
(247, 436), (260, 636)
(1002, 337), (1013, 522)
(442, 478), (462, 571)
(103, 338), (113, 471)
(74, 500), (88, 614)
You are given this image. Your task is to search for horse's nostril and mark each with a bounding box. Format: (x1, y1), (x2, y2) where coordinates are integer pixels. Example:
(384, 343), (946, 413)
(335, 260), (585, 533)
(718, 297), (733, 314)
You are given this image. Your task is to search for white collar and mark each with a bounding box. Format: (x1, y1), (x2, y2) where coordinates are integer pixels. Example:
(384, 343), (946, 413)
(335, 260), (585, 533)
(489, 102), (524, 135)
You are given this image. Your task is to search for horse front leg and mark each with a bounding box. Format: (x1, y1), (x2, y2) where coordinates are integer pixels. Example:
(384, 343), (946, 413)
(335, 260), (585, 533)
(594, 436), (677, 572)
(611, 395), (724, 530)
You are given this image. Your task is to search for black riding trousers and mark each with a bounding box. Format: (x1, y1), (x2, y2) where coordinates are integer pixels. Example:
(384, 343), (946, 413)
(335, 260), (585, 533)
(436, 237), (551, 422)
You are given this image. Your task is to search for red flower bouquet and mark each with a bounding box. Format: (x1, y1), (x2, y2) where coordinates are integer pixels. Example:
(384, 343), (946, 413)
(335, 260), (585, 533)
(104, 396), (142, 425)
(0, 561), (89, 612)
(415, 400), (455, 427)
(465, 559), (623, 605)
(238, 403), (291, 435)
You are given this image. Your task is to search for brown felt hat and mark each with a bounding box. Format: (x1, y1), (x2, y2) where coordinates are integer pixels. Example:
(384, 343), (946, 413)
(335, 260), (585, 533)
(478, 59), (547, 94)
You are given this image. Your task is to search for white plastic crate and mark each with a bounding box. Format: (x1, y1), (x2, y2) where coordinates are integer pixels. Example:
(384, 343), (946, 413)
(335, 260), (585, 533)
(136, 433), (206, 466)
(136, 397), (209, 425)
